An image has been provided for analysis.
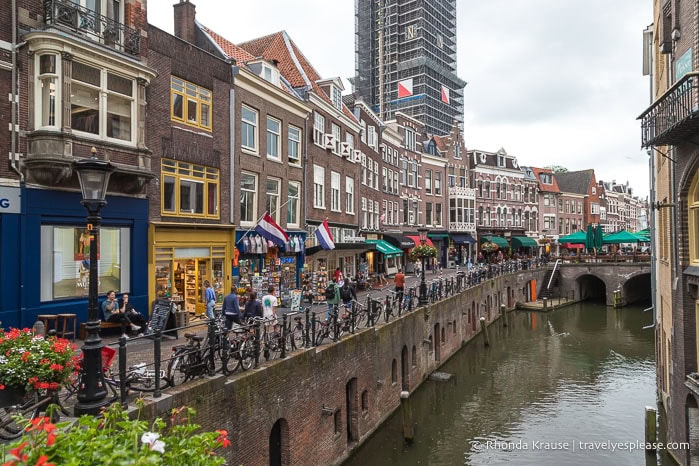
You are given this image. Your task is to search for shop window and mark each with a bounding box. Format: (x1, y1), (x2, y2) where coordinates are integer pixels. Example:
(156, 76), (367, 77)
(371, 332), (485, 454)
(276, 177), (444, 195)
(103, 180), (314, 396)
(161, 159), (219, 219)
(40, 226), (130, 301)
(171, 76), (211, 131)
(240, 172), (258, 225)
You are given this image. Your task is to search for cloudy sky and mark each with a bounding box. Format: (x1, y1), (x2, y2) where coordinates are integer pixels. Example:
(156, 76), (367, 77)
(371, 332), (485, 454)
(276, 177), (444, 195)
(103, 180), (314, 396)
(150, 0), (653, 198)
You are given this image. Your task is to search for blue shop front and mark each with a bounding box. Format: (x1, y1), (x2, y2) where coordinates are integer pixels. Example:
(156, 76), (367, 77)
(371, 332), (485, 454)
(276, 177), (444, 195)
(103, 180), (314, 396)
(0, 187), (149, 329)
(233, 230), (306, 307)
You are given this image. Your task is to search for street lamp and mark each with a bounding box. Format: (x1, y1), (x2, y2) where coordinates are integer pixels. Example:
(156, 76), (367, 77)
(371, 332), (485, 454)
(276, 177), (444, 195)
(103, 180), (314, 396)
(73, 147), (114, 416)
(417, 227), (429, 306)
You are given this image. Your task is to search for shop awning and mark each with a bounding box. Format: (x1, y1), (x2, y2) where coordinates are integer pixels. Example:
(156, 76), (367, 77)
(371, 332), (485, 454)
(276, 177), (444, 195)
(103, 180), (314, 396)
(305, 242), (373, 256)
(428, 233), (449, 240)
(382, 232), (415, 249)
(365, 239), (403, 258)
(481, 235), (509, 249)
(511, 236), (538, 248)
(450, 233), (476, 244)
(405, 236), (434, 248)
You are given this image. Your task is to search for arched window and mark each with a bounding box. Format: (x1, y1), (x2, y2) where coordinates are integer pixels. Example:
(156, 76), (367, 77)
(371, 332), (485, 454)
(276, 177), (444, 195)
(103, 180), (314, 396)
(496, 207), (501, 227)
(486, 207), (491, 225)
(478, 206), (483, 225)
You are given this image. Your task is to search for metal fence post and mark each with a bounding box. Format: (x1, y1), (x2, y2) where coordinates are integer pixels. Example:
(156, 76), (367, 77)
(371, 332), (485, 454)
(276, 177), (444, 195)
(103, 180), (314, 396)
(253, 322), (261, 369)
(280, 314), (288, 359)
(332, 306), (339, 342)
(311, 311), (317, 347)
(207, 319), (216, 376)
(118, 336), (127, 406)
(304, 307), (311, 348)
(153, 330), (162, 398)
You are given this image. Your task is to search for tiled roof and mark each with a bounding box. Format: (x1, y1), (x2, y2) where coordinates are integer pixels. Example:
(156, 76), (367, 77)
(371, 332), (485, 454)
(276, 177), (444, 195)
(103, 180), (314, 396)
(433, 135), (447, 151)
(238, 31), (358, 123)
(200, 25), (255, 64)
(530, 167), (561, 193)
(555, 169), (594, 195)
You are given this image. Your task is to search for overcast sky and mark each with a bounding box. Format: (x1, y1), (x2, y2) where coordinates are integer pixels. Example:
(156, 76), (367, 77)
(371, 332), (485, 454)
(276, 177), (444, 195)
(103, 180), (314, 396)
(150, 0), (653, 198)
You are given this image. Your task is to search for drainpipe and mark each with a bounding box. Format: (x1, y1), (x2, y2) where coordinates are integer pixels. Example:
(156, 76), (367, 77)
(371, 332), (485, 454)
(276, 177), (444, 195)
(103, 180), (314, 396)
(230, 64), (239, 225)
(10, 0), (23, 182)
(643, 148), (657, 330)
(303, 113), (309, 234)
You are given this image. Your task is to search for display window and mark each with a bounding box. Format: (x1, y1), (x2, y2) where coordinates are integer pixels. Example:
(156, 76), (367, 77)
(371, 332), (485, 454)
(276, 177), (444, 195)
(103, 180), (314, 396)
(40, 225), (130, 301)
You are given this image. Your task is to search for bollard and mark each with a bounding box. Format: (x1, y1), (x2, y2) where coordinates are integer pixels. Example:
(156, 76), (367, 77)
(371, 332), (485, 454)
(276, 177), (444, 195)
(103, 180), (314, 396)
(480, 317), (490, 347)
(311, 312), (317, 347)
(280, 314), (288, 359)
(501, 304), (507, 327)
(543, 297), (548, 311)
(153, 330), (162, 398)
(645, 406), (657, 450)
(304, 308), (311, 348)
(400, 390), (414, 443)
(118, 336), (127, 405)
(32, 320), (45, 337)
(207, 319), (216, 376)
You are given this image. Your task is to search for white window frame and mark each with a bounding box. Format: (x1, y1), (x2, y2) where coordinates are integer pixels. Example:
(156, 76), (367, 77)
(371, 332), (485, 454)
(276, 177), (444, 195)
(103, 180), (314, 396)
(313, 112), (325, 146)
(332, 86), (342, 111)
(35, 53), (61, 130)
(435, 171), (442, 196)
(266, 116), (281, 160)
(241, 105), (258, 153)
(331, 171), (341, 212)
(345, 176), (355, 214)
(288, 125), (301, 165)
(266, 177), (281, 223)
(313, 165), (325, 209)
(404, 127), (415, 151)
(287, 181), (300, 227)
(331, 123), (341, 155)
(240, 171), (258, 225)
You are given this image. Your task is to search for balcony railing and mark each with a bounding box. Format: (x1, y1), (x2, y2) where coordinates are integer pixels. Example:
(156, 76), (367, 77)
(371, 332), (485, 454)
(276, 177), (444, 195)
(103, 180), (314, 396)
(44, 0), (140, 55)
(448, 186), (475, 198)
(449, 222), (476, 232)
(639, 72), (699, 148)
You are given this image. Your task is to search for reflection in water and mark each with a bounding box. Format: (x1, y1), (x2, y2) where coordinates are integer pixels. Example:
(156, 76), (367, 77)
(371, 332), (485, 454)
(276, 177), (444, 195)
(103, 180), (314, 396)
(344, 303), (659, 466)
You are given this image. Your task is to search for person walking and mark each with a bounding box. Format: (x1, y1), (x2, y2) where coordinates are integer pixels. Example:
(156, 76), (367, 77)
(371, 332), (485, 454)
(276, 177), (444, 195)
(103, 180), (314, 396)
(222, 286), (241, 330)
(325, 278), (340, 321)
(261, 286), (279, 331)
(204, 280), (216, 320)
(243, 291), (263, 322)
(339, 277), (356, 313)
(394, 268), (405, 304)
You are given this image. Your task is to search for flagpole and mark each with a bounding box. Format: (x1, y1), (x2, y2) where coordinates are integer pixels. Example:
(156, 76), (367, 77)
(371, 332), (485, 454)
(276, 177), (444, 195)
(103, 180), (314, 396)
(236, 198), (292, 244)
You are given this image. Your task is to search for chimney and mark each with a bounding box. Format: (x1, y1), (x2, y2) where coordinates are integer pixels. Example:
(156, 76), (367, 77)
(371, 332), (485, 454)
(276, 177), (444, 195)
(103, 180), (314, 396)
(174, 0), (196, 44)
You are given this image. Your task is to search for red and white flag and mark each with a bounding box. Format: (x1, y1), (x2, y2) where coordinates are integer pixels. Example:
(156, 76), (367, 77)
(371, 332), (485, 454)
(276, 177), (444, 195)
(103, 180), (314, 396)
(398, 78), (413, 98)
(441, 85), (450, 104)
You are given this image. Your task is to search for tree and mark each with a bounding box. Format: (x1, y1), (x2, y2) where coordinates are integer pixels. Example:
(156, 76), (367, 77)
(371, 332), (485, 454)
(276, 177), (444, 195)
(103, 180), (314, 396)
(545, 165), (568, 173)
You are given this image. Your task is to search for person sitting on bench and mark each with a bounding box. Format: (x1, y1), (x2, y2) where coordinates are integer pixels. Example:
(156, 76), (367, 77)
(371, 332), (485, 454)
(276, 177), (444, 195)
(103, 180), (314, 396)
(120, 293), (147, 336)
(102, 290), (141, 337)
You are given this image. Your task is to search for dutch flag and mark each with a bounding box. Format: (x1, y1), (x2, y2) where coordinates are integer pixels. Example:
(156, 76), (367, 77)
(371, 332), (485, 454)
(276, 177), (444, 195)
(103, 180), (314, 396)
(254, 213), (289, 246)
(315, 220), (335, 250)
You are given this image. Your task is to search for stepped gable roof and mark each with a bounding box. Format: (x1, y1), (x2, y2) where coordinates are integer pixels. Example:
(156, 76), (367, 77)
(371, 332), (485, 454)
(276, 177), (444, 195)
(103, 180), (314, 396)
(530, 167), (560, 193)
(555, 169), (594, 195)
(238, 31), (358, 123)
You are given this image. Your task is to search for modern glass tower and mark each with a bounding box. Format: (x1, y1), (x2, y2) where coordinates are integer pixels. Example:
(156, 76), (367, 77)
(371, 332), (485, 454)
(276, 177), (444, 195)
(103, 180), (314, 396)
(353, 0), (466, 135)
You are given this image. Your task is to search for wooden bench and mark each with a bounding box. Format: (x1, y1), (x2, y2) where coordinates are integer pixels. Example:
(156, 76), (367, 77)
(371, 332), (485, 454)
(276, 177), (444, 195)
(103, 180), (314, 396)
(78, 321), (123, 340)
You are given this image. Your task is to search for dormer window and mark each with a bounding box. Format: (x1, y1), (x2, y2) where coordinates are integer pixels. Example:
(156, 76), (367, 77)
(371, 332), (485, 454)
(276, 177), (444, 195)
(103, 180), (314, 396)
(332, 86), (342, 111)
(540, 173), (552, 184)
(261, 64), (279, 86)
(497, 155), (505, 167)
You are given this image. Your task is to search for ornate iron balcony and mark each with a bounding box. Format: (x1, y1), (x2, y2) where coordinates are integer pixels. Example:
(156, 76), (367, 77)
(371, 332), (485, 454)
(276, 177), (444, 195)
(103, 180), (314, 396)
(43, 0), (140, 55)
(639, 72), (699, 148)
(448, 186), (475, 198)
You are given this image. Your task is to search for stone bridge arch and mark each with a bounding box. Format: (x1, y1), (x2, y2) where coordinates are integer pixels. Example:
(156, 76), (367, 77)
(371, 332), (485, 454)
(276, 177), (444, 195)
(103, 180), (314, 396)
(558, 263), (652, 306)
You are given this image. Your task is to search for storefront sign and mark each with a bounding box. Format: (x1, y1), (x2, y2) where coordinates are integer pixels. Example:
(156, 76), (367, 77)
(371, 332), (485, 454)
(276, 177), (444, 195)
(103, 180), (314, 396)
(291, 290), (302, 312)
(675, 48), (692, 82)
(0, 186), (20, 214)
(365, 234), (378, 240)
(344, 236), (366, 243)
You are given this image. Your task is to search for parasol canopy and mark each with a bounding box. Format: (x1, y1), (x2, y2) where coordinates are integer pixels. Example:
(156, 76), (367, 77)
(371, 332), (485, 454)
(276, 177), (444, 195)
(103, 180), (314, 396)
(602, 229), (645, 244)
(558, 230), (587, 245)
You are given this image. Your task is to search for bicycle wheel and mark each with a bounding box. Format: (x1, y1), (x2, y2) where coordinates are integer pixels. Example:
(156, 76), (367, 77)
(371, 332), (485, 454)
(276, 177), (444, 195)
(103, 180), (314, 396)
(166, 354), (187, 387)
(218, 338), (233, 375)
(290, 325), (305, 350)
(355, 310), (367, 329)
(0, 392), (43, 440)
(313, 321), (326, 346)
(224, 338), (242, 374)
(383, 304), (391, 323)
(126, 367), (167, 393)
(266, 333), (282, 360)
(239, 339), (254, 371)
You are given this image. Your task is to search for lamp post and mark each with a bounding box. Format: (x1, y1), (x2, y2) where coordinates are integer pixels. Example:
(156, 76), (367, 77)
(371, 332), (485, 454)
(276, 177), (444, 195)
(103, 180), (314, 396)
(73, 147), (114, 416)
(417, 227), (429, 306)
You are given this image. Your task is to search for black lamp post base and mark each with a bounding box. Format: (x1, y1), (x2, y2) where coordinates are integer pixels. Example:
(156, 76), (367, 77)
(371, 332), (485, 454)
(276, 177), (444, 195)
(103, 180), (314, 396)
(73, 397), (112, 416)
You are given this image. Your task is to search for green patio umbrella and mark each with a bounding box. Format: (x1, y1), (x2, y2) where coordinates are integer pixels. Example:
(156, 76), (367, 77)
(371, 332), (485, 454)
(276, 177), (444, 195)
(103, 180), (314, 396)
(594, 224), (604, 251)
(585, 224), (595, 252)
(602, 230), (644, 244)
(558, 230), (587, 244)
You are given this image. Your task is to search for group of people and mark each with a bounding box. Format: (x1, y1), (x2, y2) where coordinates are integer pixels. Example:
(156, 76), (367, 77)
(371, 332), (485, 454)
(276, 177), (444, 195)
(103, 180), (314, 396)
(220, 285), (279, 331)
(102, 290), (148, 338)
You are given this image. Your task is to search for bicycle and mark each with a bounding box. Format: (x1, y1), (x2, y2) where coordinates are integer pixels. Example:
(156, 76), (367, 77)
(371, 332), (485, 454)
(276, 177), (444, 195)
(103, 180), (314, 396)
(167, 329), (225, 386)
(225, 322), (257, 373)
(383, 291), (401, 322)
(313, 306), (346, 345)
(0, 388), (69, 440)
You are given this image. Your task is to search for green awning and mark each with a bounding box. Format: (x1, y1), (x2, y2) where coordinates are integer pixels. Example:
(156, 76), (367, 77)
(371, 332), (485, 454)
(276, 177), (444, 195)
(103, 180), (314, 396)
(511, 236), (538, 248)
(427, 233), (449, 239)
(481, 236), (509, 249)
(366, 239), (403, 258)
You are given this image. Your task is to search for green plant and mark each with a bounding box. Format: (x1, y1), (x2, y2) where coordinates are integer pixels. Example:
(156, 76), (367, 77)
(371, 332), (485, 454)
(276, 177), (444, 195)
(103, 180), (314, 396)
(409, 244), (438, 262)
(2, 401), (230, 466)
(0, 328), (74, 392)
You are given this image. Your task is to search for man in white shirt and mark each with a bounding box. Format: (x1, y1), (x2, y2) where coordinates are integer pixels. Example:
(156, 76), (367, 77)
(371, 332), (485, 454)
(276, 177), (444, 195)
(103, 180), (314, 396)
(261, 286), (279, 329)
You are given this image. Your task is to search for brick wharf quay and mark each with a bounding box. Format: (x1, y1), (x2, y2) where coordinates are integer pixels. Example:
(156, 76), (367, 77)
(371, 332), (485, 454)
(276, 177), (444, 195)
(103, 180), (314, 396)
(130, 267), (544, 465)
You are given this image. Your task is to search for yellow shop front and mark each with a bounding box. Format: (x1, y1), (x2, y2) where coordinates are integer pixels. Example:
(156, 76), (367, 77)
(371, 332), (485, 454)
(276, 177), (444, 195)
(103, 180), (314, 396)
(149, 225), (235, 318)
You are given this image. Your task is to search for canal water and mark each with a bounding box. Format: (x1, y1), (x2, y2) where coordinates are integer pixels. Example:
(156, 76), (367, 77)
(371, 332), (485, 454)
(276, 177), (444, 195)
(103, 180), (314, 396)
(345, 302), (662, 466)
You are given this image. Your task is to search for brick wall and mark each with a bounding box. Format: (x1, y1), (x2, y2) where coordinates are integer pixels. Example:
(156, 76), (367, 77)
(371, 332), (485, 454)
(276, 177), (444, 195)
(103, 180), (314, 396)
(136, 269), (544, 466)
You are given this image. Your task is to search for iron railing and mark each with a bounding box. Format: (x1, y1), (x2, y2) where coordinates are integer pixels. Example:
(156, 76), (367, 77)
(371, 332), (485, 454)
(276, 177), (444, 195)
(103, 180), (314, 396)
(639, 72), (699, 148)
(43, 0), (141, 55)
